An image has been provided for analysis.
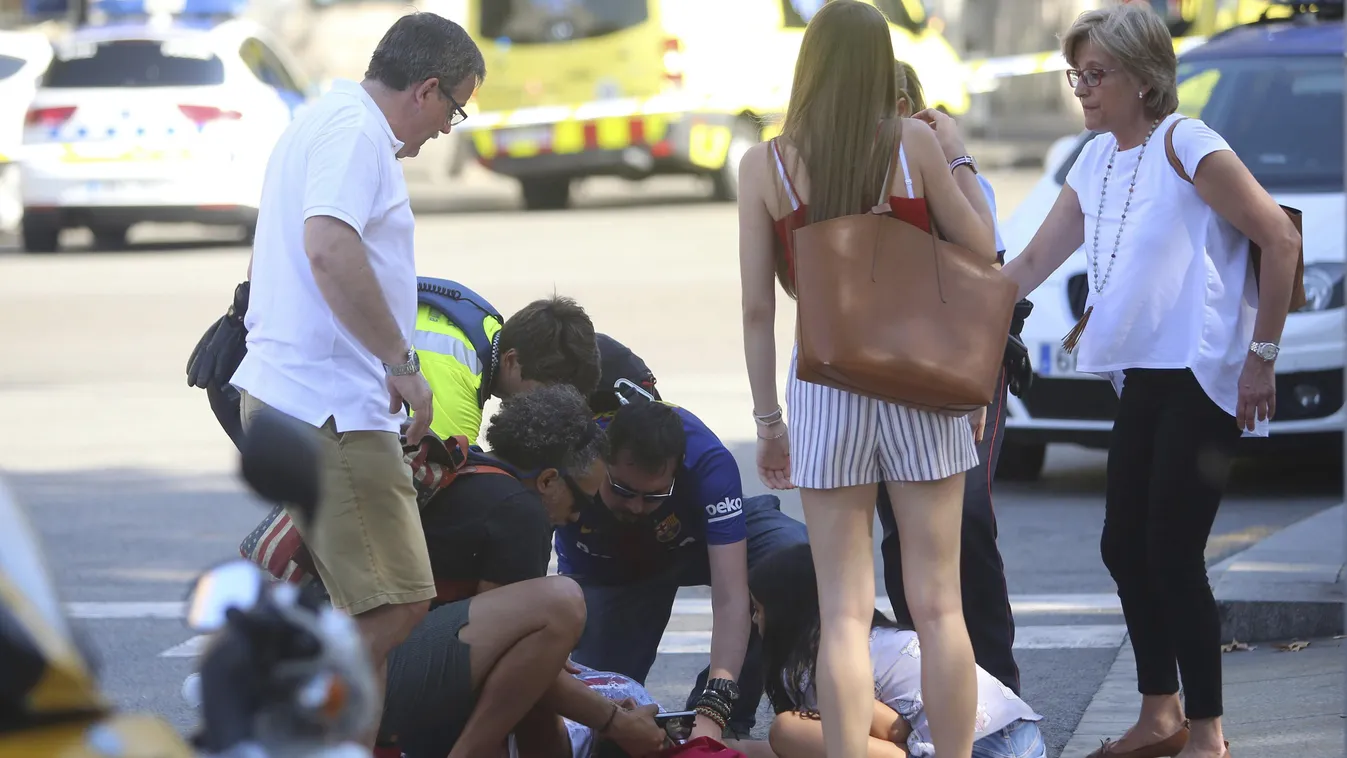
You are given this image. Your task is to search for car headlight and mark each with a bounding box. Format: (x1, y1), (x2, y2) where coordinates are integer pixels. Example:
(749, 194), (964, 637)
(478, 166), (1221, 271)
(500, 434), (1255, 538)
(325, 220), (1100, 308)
(1297, 262), (1344, 312)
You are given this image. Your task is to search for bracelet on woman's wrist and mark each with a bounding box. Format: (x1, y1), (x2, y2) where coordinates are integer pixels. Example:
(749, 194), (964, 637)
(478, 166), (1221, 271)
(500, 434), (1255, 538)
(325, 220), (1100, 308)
(753, 406), (784, 425)
(598, 701), (619, 734)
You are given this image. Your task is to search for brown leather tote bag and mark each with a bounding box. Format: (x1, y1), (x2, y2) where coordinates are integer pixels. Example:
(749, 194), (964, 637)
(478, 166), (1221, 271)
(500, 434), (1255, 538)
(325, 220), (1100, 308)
(1163, 118), (1306, 312)
(792, 139), (1018, 414)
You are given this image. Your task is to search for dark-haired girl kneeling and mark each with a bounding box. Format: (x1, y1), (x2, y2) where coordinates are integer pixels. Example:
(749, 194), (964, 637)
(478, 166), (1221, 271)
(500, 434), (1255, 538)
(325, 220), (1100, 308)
(735, 544), (1046, 758)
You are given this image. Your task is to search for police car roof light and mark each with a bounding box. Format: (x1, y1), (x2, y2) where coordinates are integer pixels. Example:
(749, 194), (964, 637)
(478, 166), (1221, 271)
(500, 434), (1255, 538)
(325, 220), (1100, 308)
(28, 0), (251, 22)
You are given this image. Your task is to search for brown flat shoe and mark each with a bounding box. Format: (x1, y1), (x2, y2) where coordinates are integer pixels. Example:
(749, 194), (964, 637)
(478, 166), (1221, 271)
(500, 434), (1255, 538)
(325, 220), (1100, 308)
(1085, 724), (1190, 758)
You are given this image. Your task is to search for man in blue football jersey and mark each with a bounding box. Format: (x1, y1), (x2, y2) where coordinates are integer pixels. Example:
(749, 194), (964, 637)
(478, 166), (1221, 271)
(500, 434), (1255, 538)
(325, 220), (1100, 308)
(554, 400), (808, 741)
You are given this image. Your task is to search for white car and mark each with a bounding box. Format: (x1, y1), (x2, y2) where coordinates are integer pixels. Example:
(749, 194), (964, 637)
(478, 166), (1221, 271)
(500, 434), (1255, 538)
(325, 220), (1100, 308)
(0, 31), (54, 234)
(18, 9), (314, 252)
(997, 19), (1344, 481)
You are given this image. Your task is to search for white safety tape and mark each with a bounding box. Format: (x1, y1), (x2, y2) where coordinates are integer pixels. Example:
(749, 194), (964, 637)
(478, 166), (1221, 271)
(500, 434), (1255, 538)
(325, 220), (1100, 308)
(963, 36), (1210, 94)
(461, 36), (1215, 129)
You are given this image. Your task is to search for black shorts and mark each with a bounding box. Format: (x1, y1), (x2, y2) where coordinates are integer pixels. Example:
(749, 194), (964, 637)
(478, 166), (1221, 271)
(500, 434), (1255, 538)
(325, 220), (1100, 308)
(379, 598), (475, 758)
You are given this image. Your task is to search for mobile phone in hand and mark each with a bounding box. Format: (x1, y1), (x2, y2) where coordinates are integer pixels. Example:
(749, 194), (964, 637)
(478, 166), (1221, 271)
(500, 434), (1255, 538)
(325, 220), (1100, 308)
(654, 710), (698, 742)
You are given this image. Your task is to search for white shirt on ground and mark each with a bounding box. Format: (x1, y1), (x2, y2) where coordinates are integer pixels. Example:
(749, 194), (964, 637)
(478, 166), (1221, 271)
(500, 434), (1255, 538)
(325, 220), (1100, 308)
(231, 79), (418, 434)
(796, 627), (1042, 758)
(1065, 112), (1263, 434)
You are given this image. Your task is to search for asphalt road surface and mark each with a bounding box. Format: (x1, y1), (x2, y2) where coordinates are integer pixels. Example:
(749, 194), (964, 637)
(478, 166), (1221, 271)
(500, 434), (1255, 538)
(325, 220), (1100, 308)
(0, 170), (1338, 756)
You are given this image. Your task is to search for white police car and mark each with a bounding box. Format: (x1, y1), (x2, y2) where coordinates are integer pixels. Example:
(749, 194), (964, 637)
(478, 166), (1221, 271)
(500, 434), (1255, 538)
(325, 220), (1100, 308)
(0, 31), (53, 235)
(18, 0), (314, 252)
(997, 1), (1344, 480)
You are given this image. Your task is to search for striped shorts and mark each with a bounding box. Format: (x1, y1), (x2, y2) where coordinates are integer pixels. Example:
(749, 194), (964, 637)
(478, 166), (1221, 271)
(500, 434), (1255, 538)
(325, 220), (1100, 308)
(786, 346), (981, 488)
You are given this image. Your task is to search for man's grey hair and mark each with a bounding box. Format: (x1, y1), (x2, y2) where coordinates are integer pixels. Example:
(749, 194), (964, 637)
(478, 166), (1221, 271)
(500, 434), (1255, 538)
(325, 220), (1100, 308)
(485, 384), (607, 476)
(1060, 3), (1178, 120)
(365, 12), (486, 93)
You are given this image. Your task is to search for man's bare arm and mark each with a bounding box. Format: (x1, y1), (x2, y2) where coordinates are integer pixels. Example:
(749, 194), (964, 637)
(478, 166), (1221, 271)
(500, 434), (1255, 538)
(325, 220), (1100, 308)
(304, 215), (410, 366)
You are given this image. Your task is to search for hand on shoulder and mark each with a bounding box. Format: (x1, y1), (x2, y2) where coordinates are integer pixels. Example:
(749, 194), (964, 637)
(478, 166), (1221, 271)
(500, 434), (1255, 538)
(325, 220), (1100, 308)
(910, 108), (967, 164)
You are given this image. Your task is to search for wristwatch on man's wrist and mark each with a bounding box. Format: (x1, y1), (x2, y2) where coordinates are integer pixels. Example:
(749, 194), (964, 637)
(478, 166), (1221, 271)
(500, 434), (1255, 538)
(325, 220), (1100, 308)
(1249, 341), (1280, 362)
(384, 347), (420, 376)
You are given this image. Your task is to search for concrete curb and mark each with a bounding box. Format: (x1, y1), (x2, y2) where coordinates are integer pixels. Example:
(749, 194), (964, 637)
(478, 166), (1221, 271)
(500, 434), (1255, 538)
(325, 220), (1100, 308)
(1058, 639), (1138, 758)
(1212, 503), (1345, 643)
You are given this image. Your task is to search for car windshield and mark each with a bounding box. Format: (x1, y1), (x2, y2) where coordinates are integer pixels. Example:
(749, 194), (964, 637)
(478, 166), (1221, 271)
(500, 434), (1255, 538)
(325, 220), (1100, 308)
(0, 54), (24, 81)
(478, 0), (650, 43)
(1176, 54), (1342, 192)
(43, 38), (225, 88)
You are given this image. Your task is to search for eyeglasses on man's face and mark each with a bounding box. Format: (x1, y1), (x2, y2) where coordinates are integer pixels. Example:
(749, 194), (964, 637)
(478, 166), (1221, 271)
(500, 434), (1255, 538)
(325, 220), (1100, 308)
(438, 82), (468, 127)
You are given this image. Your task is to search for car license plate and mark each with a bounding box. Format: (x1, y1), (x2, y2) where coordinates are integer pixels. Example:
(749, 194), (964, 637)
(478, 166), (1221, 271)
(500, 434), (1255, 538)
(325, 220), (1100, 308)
(1038, 341), (1078, 377)
(499, 127), (551, 148)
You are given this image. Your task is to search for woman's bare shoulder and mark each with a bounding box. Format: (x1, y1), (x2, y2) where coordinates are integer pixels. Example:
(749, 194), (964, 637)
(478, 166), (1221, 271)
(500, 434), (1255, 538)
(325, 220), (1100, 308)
(739, 141), (775, 194)
(898, 118), (941, 158)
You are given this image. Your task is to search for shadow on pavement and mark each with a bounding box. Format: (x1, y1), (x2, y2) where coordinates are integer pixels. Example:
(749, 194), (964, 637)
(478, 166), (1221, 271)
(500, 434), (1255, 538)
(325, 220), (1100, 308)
(999, 443), (1342, 500)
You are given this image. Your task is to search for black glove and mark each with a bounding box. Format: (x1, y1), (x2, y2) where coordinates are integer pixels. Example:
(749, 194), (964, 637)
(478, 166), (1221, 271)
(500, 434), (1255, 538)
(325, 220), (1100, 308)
(187, 281), (250, 390)
(1004, 299), (1035, 398)
(1005, 333), (1033, 398)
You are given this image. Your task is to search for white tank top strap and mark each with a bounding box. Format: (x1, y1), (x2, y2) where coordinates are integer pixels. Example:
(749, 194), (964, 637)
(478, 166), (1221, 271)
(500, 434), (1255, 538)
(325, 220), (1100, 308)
(770, 139), (802, 211)
(897, 144), (914, 199)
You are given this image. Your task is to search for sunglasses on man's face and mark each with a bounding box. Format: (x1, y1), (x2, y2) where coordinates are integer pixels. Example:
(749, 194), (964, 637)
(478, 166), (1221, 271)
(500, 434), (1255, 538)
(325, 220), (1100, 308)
(563, 474), (593, 510)
(607, 471), (676, 503)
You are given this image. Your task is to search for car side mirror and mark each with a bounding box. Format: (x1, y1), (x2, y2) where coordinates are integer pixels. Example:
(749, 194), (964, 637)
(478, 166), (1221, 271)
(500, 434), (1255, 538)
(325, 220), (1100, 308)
(185, 559), (265, 633)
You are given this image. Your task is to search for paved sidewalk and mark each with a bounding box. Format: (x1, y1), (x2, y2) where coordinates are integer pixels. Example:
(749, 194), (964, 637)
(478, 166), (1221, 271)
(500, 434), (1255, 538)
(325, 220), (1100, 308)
(1061, 636), (1344, 758)
(1062, 504), (1346, 757)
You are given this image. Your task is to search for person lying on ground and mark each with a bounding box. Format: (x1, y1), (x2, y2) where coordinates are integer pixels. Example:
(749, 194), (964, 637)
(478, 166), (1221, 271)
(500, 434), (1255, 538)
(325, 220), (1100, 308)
(730, 543), (1047, 758)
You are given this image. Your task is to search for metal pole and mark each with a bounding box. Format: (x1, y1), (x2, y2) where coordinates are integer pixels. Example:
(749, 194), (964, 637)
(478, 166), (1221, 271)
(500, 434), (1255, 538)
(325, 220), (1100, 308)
(1341, 40), (1346, 758)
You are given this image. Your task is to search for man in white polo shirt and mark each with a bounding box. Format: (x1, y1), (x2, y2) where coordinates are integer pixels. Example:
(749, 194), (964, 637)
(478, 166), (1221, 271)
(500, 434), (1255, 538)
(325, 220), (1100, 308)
(229, 13), (484, 744)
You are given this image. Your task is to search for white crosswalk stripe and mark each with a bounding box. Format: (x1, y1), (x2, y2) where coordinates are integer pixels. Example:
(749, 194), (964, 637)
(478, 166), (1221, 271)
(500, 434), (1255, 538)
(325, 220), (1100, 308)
(61, 593), (1126, 658)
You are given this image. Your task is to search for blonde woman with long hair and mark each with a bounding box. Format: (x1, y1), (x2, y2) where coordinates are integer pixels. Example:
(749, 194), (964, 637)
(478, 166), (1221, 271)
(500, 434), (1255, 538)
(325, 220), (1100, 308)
(736, 3), (998, 757)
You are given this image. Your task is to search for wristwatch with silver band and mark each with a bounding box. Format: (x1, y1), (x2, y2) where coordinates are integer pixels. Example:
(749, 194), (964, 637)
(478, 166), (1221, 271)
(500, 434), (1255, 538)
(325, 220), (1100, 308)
(1249, 341), (1279, 362)
(384, 347), (420, 376)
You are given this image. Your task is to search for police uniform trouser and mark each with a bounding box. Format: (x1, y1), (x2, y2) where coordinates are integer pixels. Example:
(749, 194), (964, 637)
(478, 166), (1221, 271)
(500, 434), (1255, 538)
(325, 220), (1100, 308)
(876, 365), (1022, 695)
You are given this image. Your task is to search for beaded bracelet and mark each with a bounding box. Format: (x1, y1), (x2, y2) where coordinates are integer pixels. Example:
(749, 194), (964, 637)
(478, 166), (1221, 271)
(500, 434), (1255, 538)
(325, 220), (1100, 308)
(694, 704), (727, 731)
(695, 690), (733, 722)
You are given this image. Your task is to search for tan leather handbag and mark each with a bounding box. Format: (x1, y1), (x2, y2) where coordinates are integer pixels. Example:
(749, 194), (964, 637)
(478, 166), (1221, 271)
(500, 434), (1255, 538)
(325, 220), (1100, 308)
(792, 138), (1018, 414)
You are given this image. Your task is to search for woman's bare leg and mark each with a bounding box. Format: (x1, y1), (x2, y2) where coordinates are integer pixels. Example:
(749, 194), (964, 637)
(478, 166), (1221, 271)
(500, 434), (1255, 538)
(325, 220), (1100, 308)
(447, 576), (587, 758)
(799, 483), (881, 758)
(766, 712), (909, 758)
(884, 476), (975, 758)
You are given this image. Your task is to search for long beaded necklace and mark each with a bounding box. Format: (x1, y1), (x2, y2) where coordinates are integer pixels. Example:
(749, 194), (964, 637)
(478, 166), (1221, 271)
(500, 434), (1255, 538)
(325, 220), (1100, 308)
(1061, 118), (1161, 354)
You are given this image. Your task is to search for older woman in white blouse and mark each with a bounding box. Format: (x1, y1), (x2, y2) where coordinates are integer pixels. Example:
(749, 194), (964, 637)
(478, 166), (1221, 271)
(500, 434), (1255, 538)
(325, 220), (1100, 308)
(1002, 6), (1300, 758)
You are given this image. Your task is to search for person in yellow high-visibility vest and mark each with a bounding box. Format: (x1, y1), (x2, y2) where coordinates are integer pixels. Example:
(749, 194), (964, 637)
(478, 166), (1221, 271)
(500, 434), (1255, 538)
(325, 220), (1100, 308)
(413, 289), (602, 444)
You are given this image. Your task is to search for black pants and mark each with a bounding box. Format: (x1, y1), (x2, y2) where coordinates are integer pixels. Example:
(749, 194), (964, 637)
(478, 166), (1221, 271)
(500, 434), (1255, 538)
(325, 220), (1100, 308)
(1102, 369), (1240, 720)
(877, 366), (1022, 694)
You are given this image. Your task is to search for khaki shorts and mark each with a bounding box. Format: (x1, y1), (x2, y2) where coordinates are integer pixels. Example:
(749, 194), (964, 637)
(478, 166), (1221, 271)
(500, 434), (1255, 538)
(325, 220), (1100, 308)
(240, 391), (435, 615)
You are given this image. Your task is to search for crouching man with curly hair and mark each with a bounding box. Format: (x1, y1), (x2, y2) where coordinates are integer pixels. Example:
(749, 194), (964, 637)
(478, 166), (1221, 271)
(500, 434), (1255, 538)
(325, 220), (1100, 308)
(375, 384), (668, 758)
